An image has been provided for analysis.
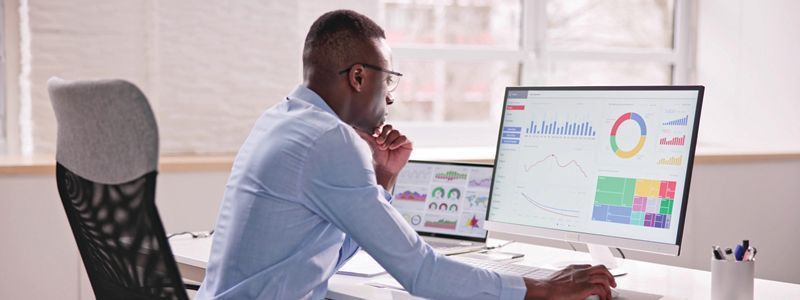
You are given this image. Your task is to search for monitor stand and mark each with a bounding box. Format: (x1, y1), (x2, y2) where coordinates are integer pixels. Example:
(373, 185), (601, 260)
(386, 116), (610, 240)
(551, 244), (628, 277)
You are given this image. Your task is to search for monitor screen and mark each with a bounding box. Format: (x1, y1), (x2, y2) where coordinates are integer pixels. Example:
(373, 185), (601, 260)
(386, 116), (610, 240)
(487, 86), (703, 253)
(391, 160), (494, 241)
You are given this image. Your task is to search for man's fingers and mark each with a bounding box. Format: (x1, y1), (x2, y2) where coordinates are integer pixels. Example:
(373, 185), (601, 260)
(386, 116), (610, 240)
(358, 124), (412, 152)
(568, 264), (592, 270)
(587, 274), (613, 287)
(586, 265), (616, 287)
(377, 124), (393, 144)
(381, 131), (402, 149)
(579, 283), (611, 300)
(387, 136), (410, 150)
(593, 283), (611, 300)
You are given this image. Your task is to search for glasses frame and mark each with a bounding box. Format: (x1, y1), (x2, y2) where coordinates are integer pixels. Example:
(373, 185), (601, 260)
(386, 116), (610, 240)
(338, 63), (403, 92)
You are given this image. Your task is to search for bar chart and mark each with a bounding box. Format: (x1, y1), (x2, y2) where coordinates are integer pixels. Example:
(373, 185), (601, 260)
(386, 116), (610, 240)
(522, 118), (597, 138)
(659, 135), (686, 146)
(657, 156), (682, 166)
(662, 115), (688, 126)
(424, 218), (457, 230)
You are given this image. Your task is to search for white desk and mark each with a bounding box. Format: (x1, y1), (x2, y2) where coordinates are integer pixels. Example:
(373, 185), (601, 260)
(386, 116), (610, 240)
(170, 237), (800, 299)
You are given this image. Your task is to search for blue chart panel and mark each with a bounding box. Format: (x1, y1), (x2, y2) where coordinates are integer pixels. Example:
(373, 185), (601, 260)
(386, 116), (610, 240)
(524, 119), (596, 137)
(663, 115), (688, 126)
(501, 127), (521, 144)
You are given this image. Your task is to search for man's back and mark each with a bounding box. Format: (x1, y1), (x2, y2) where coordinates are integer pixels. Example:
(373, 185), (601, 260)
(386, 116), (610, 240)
(198, 86), (369, 299)
(197, 86), (528, 300)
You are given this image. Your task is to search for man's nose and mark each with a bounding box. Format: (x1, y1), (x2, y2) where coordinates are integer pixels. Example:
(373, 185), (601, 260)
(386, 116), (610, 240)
(386, 92), (395, 105)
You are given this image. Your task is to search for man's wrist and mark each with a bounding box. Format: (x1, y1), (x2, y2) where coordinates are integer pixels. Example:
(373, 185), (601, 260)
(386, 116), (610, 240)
(523, 278), (551, 300)
(375, 167), (397, 191)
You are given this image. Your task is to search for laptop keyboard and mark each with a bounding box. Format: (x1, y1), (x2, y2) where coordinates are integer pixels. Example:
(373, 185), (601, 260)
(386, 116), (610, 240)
(428, 240), (456, 248)
(451, 256), (555, 279)
(426, 240), (484, 255)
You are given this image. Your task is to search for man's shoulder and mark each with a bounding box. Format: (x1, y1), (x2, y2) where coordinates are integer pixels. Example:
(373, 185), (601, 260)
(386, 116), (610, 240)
(257, 99), (362, 151)
(272, 98), (341, 128)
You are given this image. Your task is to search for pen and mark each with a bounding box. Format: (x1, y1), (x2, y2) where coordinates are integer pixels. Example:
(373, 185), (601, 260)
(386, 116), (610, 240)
(485, 240), (515, 250)
(734, 244), (745, 261)
(724, 248), (733, 260)
(712, 246), (724, 260)
(742, 248), (752, 261)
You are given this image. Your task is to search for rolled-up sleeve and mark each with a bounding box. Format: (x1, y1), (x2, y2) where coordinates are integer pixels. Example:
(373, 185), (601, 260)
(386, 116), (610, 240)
(300, 127), (527, 300)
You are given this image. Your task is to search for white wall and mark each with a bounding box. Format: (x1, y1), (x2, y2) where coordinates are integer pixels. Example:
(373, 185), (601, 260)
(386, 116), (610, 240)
(23, 0), (302, 155)
(9, 0), (379, 156)
(696, 0), (800, 151)
(1, 158), (798, 299)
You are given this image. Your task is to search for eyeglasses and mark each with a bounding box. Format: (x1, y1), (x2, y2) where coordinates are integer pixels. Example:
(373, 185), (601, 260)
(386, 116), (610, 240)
(338, 63), (403, 92)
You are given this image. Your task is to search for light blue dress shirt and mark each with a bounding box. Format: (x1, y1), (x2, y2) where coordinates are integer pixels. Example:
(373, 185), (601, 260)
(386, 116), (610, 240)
(196, 85), (526, 299)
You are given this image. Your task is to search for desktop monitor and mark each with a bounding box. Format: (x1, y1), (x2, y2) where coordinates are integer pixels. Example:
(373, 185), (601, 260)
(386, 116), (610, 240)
(485, 86), (703, 260)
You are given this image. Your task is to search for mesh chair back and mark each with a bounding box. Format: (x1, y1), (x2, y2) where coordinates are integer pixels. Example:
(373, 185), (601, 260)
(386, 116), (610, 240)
(56, 164), (188, 300)
(49, 78), (188, 300)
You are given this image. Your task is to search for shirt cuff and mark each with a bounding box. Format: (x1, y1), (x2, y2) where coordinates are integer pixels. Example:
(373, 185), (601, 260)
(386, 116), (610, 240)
(498, 273), (527, 300)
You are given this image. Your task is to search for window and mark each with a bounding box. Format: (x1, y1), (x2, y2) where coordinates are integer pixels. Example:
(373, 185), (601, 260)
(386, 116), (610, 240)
(380, 0), (693, 148)
(0, 0), (6, 155)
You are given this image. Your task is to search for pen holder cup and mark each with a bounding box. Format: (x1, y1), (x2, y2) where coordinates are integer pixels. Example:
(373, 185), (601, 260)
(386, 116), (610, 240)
(711, 258), (754, 300)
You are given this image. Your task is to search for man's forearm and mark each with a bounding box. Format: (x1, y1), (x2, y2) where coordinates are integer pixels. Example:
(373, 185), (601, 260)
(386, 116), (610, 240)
(375, 168), (398, 192)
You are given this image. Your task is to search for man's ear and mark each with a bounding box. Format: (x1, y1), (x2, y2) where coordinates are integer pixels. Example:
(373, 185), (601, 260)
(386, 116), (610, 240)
(348, 65), (365, 92)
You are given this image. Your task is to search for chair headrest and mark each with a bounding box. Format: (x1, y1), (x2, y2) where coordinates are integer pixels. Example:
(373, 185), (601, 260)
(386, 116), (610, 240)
(49, 77), (159, 184)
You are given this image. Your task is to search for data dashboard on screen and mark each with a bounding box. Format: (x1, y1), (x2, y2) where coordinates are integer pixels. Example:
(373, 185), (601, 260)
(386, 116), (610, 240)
(488, 87), (702, 245)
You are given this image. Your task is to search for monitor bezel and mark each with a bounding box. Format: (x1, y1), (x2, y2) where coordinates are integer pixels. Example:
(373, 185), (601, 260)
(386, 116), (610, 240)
(392, 159), (494, 243)
(486, 85), (704, 256)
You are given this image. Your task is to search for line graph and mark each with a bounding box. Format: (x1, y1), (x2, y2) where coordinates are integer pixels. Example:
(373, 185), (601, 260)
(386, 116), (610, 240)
(524, 154), (588, 178)
(468, 178), (492, 188)
(521, 192), (580, 218)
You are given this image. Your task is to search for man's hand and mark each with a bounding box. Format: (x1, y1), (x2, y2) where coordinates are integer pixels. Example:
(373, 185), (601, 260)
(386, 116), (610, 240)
(355, 124), (413, 191)
(523, 264), (616, 300)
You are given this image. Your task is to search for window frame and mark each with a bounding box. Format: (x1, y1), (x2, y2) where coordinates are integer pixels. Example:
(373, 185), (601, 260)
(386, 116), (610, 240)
(379, 0), (696, 149)
(1, 0), (6, 154)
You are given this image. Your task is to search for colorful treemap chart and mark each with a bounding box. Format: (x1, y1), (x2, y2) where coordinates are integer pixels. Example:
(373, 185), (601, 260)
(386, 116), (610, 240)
(592, 176), (676, 229)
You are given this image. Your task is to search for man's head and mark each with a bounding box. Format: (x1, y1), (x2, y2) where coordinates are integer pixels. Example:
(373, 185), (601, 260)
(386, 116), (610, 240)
(303, 10), (400, 133)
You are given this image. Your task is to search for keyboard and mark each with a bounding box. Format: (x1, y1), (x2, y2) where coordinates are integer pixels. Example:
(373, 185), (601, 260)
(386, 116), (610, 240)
(451, 256), (555, 279)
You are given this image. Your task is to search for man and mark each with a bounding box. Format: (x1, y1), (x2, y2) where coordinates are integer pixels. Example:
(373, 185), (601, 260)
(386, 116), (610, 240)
(197, 10), (615, 300)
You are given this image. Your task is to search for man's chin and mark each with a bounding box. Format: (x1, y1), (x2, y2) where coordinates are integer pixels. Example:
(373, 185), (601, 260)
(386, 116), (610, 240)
(352, 118), (385, 134)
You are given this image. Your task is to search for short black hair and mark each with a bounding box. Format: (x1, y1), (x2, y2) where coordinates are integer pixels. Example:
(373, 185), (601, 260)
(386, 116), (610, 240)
(302, 10), (386, 77)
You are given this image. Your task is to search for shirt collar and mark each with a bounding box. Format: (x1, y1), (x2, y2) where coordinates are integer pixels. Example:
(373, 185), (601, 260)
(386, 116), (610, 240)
(287, 84), (337, 116)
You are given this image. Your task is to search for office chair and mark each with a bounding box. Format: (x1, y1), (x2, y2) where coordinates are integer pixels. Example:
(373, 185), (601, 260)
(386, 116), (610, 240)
(49, 77), (196, 300)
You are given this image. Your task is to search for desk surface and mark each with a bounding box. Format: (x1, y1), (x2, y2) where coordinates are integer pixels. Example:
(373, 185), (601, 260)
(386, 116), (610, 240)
(169, 237), (800, 299)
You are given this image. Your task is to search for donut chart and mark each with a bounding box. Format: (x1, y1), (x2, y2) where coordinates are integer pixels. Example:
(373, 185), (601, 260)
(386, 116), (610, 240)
(610, 112), (647, 158)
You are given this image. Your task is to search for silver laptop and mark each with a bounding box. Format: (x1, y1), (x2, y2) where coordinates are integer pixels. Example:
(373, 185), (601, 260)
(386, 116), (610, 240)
(391, 160), (493, 255)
